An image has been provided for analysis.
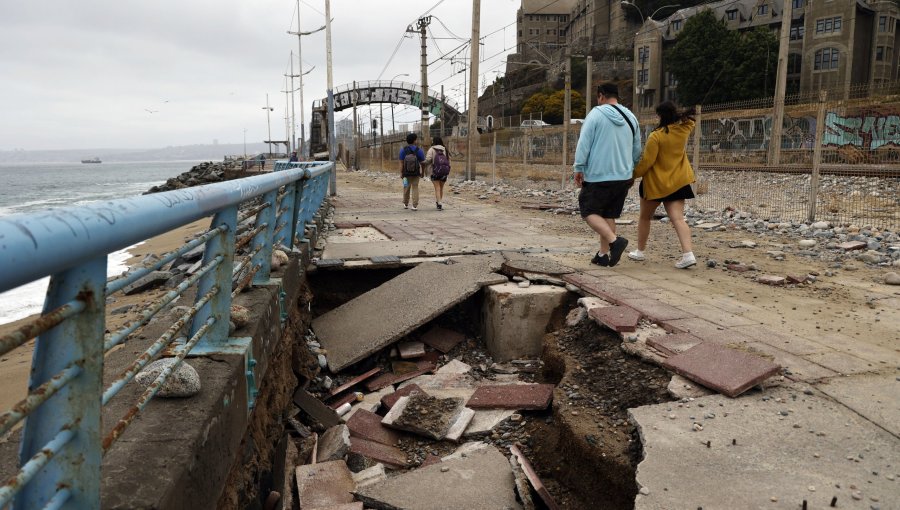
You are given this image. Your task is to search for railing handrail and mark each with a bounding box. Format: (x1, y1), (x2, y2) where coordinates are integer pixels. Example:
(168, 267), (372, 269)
(0, 164), (320, 292)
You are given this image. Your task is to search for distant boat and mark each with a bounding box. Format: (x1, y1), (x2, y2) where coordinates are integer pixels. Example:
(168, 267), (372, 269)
(81, 157), (102, 164)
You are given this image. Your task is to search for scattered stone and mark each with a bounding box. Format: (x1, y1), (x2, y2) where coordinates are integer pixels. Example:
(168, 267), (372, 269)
(398, 341), (427, 359)
(122, 271), (173, 295)
(134, 358), (201, 398)
(811, 221), (830, 230)
(317, 424), (351, 462)
(757, 275), (786, 286)
(839, 241), (867, 251)
(799, 239), (817, 248)
(351, 463), (387, 490)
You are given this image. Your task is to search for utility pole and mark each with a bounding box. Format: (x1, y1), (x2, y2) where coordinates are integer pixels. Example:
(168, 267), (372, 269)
(585, 55), (593, 114)
(416, 16), (432, 146)
(466, 0), (481, 181)
(287, 0), (324, 159)
(562, 53), (571, 188)
(769, 0), (793, 166)
(262, 93), (274, 157)
(325, 0), (337, 195)
(440, 84), (445, 138)
(287, 52), (296, 154)
(352, 81), (358, 170)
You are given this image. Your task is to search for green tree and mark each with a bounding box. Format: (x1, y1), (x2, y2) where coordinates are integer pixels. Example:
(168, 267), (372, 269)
(666, 10), (778, 105)
(521, 89), (585, 124)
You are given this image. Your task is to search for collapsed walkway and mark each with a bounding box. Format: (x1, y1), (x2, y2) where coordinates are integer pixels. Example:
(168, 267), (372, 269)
(293, 174), (899, 509)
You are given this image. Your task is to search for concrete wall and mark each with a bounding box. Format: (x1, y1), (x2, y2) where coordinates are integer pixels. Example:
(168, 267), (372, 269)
(482, 283), (568, 362)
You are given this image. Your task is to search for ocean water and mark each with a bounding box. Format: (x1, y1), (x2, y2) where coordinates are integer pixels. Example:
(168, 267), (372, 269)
(0, 160), (201, 323)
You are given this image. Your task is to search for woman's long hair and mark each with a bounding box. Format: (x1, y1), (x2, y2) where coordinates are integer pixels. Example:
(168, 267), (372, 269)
(655, 101), (696, 133)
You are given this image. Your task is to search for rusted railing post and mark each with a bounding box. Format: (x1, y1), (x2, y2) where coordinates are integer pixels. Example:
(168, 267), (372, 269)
(252, 189), (278, 284)
(192, 206), (237, 344)
(14, 258), (106, 509)
(808, 90), (828, 222)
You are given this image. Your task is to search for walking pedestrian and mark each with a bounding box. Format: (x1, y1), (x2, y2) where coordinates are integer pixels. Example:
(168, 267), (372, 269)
(573, 82), (642, 267)
(423, 136), (451, 210)
(399, 133), (425, 210)
(628, 101), (698, 269)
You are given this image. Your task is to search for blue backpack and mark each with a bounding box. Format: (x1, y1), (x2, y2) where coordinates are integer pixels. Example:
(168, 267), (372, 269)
(431, 148), (450, 178)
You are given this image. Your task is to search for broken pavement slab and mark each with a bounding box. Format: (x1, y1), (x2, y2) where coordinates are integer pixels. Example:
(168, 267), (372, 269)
(294, 388), (341, 428)
(588, 305), (642, 332)
(329, 367), (382, 397)
(317, 424), (351, 462)
(466, 384), (554, 410)
(501, 255), (575, 278)
(346, 409), (404, 447)
(314, 258), (507, 372)
(348, 436), (407, 469)
(662, 342), (781, 397)
(646, 333), (704, 357)
(364, 361), (436, 392)
(420, 326), (467, 353)
(380, 383), (427, 410)
(354, 444), (523, 510)
(510, 445), (560, 510)
(382, 394), (474, 441)
(815, 372), (900, 436)
(629, 384), (900, 509)
(295, 460), (355, 509)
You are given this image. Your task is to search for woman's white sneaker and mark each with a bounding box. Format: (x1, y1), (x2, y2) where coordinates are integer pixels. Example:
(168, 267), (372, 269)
(627, 250), (646, 261)
(675, 253), (697, 269)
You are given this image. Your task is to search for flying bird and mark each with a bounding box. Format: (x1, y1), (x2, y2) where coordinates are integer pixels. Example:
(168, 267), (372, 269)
(145, 109), (158, 114)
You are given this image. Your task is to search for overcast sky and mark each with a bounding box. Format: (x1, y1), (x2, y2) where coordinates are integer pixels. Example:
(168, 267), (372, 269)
(0, 0), (521, 151)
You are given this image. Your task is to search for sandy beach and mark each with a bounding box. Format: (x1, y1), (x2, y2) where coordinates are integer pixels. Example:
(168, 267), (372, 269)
(0, 218), (210, 415)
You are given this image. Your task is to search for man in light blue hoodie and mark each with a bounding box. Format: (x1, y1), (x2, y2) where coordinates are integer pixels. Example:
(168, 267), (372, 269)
(573, 82), (642, 267)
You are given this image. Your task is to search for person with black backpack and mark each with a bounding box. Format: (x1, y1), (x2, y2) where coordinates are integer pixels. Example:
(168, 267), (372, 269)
(399, 133), (426, 210)
(423, 136), (450, 210)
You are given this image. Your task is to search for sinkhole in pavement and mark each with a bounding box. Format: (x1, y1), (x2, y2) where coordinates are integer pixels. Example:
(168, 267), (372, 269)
(263, 263), (675, 510)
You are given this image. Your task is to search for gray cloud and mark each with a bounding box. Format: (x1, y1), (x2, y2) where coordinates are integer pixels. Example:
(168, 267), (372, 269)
(0, 0), (519, 150)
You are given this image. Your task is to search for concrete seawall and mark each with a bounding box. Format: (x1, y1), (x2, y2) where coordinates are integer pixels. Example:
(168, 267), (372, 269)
(0, 206), (329, 510)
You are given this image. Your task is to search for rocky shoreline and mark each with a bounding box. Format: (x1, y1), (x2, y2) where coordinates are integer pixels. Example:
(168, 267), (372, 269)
(143, 160), (244, 194)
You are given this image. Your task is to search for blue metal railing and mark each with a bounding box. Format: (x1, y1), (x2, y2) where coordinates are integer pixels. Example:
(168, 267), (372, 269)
(0, 161), (333, 508)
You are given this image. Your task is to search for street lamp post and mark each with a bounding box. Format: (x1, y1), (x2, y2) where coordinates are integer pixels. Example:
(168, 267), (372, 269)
(262, 94), (274, 156)
(390, 73), (409, 134)
(243, 128), (247, 159)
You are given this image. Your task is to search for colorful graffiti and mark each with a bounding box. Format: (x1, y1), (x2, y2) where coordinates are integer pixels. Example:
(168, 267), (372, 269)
(700, 114), (815, 152)
(823, 111), (900, 149)
(332, 87), (447, 116)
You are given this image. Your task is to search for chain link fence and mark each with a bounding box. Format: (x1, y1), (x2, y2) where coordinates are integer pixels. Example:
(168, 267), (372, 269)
(358, 84), (900, 230)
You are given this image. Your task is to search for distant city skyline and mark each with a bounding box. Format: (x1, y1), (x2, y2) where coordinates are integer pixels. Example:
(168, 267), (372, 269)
(0, 1), (520, 151)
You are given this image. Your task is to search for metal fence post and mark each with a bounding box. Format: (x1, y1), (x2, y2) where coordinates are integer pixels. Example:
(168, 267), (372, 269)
(808, 90), (828, 222)
(192, 206), (237, 343)
(15, 258), (106, 509)
(523, 131), (528, 166)
(277, 181), (297, 249)
(252, 190), (278, 284)
(692, 105), (702, 173)
(492, 130), (497, 187)
(290, 179), (306, 248)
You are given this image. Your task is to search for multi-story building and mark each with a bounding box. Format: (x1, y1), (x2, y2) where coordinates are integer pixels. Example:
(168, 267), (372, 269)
(632, 0), (900, 112)
(507, 0), (577, 70)
(566, 1), (634, 54)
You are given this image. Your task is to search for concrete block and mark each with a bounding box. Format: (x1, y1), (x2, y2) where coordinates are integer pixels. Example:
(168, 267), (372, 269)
(295, 460), (355, 508)
(317, 424), (351, 462)
(420, 326), (466, 353)
(398, 341), (426, 359)
(467, 384), (554, 410)
(663, 343), (781, 397)
(482, 283), (567, 362)
(351, 463), (387, 490)
(355, 444), (522, 510)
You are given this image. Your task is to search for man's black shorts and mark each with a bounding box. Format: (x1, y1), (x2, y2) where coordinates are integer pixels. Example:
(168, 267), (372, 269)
(578, 179), (632, 219)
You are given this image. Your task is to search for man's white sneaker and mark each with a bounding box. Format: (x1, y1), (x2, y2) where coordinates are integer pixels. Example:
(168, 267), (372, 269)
(411, 205), (418, 211)
(675, 254), (697, 269)
(627, 250), (646, 261)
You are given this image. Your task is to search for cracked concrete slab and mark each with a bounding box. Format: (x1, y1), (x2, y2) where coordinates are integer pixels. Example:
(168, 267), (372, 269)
(816, 373), (900, 436)
(313, 257), (506, 372)
(354, 443), (522, 510)
(629, 384), (900, 509)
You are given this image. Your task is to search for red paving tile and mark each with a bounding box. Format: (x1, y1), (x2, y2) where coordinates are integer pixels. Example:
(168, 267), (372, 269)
(661, 317), (756, 345)
(328, 392), (361, 410)
(346, 409), (404, 447)
(646, 333), (704, 356)
(562, 272), (646, 304)
(365, 362), (437, 392)
(588, 305), (641, 332)
(381, 384), (428, 410)
(420, 454), (442, 467)
(295, 460), (355, 508)
(510, 445), (560, 510)
(420, 326), (467, 353)
(615, 297), (694, 322)
(467, 384), (554, 410)
(329, 367), (381, 397)
(349, 437), (407, 468)
(662, 342), (781, 397)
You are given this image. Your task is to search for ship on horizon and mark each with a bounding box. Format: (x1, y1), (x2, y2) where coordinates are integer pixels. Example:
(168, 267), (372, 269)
(81, 157), (101, 164)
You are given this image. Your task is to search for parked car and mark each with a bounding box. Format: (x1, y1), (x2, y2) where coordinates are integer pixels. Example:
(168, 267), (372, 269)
(569, 118), (584, 124)
(520, 119), (550, 127)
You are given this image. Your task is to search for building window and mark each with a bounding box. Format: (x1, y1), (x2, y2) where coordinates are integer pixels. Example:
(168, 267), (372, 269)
(879, 16), (887, 32)
(888, 47), (894, 61)
(814, 47), (839, 70)
(637, 69), (648, 85)
(518, 30), (522, 37)
(815, 16), (841, 35)
(560, 29), (566, 36)
(757, 5), (768, 16)
(787, 53), (802, 74)
(666, 72), (678, 86)
(672, 19), (682, 31)
(790, 25), (805, 40)
(638, 46), (649, 64)
(877, 46), (884, 61)
(792, 0), (803, 8)
(726, 10), (737, 21)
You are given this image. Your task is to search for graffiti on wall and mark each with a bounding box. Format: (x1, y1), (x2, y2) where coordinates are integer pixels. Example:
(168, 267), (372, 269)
(699, 114), (816, 152)
(823, 111), (900, 150)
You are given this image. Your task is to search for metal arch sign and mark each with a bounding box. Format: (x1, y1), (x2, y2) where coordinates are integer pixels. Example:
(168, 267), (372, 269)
(332, 86), (456, 116)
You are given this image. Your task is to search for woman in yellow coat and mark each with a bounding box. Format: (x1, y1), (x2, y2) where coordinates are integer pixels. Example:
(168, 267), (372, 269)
(629, 101), (697, 268)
